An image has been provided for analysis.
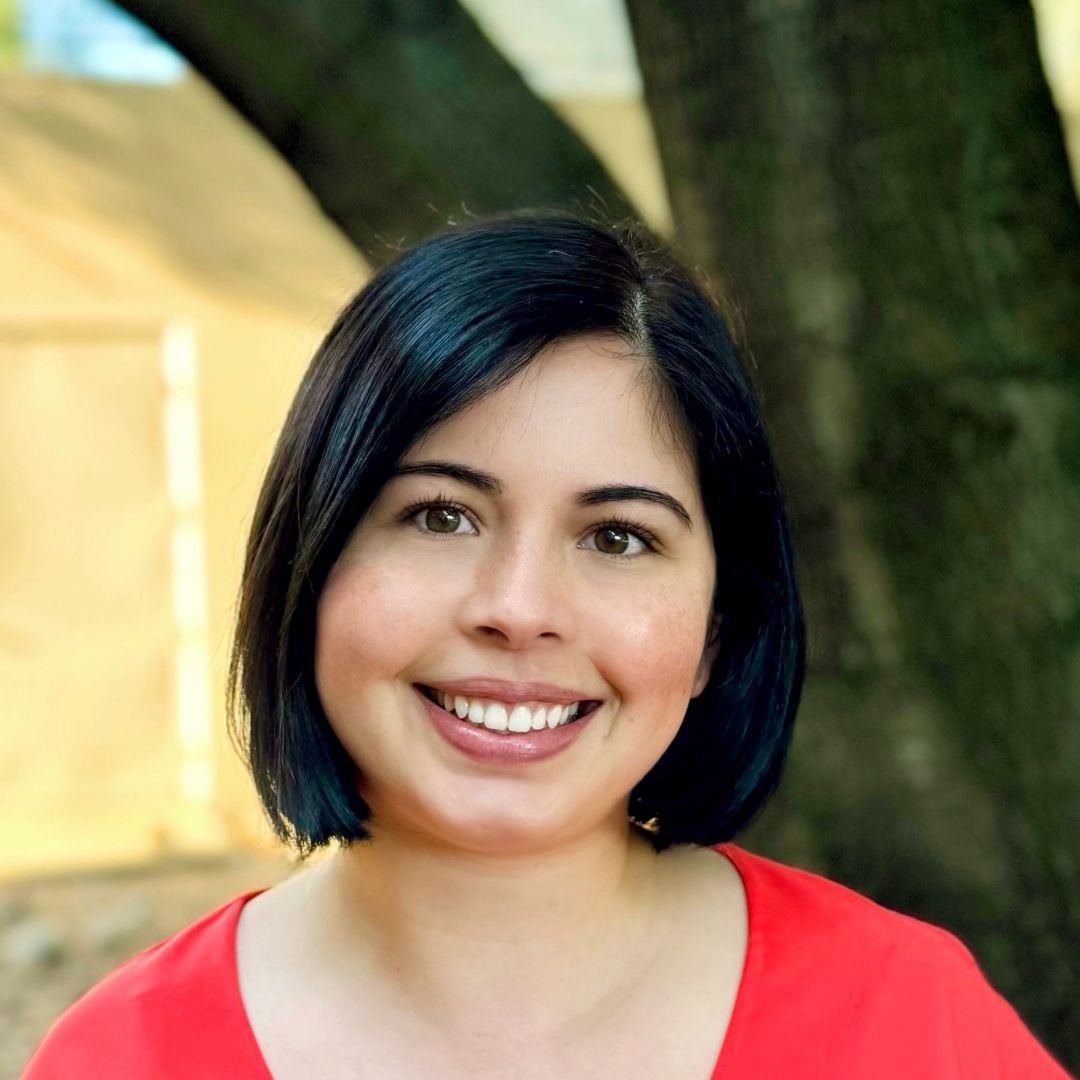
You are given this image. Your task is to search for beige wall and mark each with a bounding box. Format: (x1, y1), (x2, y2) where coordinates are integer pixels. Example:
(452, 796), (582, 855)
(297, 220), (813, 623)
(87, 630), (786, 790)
(0, 331), (174, 870)
(0, 73), (367, 875)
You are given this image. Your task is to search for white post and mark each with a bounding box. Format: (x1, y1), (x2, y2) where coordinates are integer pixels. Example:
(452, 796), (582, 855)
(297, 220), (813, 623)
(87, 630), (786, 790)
(161, 319), (217, 840)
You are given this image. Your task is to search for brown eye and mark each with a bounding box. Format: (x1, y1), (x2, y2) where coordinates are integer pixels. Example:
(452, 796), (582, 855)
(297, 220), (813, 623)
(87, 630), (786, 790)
(594, 526), (631, 556)
(581, 519), (656, 559)
(425, 506), (462, 533)
(401, 498), (477, 538)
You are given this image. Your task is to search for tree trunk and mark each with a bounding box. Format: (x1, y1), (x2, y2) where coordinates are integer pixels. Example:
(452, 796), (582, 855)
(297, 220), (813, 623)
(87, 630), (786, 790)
(626, 0), (1080, 1066)
(116, 0), (632, 263)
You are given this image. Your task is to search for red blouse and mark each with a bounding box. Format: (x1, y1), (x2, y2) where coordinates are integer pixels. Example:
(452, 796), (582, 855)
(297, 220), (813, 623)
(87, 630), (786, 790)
(23, 844), (1073, 1078)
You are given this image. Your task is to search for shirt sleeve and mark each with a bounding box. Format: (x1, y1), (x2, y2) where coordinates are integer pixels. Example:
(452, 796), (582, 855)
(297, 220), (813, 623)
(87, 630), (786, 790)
(20, 989), (134, 1079)
(921, 923), (1074, 1079)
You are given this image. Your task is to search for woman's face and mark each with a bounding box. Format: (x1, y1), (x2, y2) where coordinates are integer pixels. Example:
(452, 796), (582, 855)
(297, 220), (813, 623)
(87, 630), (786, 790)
(315, 334), (718, 853)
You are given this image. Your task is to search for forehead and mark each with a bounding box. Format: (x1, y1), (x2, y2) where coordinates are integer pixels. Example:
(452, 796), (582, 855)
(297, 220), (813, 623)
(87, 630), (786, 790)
(405, 335), (701, 500)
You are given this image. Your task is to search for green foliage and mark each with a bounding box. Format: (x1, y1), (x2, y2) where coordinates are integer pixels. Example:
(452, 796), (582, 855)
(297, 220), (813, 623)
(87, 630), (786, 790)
(0, 0), (20, 69)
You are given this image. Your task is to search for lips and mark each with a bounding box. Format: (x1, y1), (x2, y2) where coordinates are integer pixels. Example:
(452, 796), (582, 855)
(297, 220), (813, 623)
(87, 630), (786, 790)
(418, 677), (600, 707)
(416, 685), (598, 763)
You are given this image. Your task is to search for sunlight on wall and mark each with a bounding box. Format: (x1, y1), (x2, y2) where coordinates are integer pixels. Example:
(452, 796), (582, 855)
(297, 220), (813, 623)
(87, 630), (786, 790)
(1033, 0), (1080, 185)
(0, 74), (367, 878)
(161, 321), (216, 830)
(0, 322), (177, 873)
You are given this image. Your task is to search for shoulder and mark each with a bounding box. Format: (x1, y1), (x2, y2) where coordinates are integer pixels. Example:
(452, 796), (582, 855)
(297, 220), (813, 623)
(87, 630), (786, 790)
(719, 841), (971, 966)
(716, 844), (1071, 1078)
(22, 892), (265, 1079)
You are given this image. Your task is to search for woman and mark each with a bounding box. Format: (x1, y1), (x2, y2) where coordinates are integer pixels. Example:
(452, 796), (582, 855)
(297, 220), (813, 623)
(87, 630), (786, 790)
(25, 214), (1070, 1078)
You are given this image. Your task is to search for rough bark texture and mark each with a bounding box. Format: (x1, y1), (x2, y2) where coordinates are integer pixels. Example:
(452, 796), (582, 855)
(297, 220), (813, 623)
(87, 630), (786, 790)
(625, 0), (1080, 1066)
(116, 0), (632, 264)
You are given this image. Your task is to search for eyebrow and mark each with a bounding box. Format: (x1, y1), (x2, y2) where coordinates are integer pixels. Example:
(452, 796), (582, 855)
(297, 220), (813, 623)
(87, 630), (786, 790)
(392, 460), (693, 530)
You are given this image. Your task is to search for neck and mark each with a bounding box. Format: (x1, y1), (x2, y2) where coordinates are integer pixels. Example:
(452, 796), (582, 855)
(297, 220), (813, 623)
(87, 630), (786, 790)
(308, 815), (672, 1034)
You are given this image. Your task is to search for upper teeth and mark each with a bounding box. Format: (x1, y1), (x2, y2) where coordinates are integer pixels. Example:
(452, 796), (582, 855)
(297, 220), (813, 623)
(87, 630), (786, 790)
(434, 691), (582, 733)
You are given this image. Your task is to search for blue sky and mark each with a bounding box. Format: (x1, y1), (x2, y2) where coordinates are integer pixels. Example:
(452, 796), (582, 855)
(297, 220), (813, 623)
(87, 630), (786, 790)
(18, 0), (185, 82)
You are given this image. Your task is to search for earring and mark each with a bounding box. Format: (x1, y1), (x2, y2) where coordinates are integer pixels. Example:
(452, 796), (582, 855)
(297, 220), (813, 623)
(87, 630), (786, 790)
(629, 814), (661, 834)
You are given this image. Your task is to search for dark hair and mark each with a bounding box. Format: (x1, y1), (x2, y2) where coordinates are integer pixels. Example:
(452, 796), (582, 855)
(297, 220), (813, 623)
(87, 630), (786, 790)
(229, 211), (805, 853)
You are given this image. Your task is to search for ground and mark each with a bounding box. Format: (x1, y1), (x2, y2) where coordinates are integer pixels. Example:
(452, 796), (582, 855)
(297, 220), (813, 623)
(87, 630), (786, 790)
(1, 851), (293, 1078)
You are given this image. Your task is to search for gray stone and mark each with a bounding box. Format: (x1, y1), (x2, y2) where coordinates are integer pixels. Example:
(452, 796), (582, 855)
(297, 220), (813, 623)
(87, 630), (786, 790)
(0, 892), (26, 927)
(2, 917), (66, 970)
(84, 896), (152, 952)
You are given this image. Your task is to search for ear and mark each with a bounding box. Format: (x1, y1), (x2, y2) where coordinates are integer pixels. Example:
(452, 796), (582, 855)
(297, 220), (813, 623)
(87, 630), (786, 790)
(690, 615), (722, 699)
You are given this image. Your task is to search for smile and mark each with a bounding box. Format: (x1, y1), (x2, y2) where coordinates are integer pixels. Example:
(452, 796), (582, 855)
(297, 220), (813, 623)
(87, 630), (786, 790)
(416, 685), (602, 735)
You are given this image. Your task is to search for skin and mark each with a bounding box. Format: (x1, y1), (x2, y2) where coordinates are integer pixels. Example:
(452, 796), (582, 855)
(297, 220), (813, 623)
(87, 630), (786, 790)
(236, 334), (747, 1078)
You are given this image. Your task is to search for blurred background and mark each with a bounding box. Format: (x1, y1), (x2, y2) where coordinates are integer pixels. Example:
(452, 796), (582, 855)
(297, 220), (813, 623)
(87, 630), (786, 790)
(1, 0), (1077, 1073)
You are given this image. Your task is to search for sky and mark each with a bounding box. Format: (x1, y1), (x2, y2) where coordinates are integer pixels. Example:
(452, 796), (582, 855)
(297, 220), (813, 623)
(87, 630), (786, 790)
(13, 0), (640, 95)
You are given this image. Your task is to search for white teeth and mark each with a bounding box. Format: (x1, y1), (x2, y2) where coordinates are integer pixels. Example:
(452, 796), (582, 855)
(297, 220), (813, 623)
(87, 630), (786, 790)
(483, 702), (508, 731)
(428, 689), (589, 734)
(508, 705), (533, 733)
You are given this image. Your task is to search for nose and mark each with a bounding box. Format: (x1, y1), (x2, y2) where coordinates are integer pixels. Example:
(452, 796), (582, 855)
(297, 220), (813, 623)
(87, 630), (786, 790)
(457, 529), (572, 649)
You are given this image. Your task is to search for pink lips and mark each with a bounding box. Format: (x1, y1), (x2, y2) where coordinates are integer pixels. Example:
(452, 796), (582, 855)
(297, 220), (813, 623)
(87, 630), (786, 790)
(416, 686), (596, 765)
(421, 677), (597, 707)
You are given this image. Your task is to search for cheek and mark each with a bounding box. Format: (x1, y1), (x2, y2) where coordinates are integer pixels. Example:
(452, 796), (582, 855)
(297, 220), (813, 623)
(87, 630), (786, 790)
(314, 563), (439, 701)
(597, 586), (710, 706)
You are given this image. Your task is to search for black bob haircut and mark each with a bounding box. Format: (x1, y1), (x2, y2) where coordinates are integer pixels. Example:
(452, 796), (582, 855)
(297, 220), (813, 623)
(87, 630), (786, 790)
(229, 212), (805, 854)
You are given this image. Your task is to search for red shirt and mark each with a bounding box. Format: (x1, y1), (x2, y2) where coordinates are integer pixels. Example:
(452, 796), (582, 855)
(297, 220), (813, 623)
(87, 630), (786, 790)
(23, 844), (1073, 1078)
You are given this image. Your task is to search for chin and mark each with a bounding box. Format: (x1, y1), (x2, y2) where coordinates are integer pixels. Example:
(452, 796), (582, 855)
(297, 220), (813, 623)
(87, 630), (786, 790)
(421, 804), (588, 855)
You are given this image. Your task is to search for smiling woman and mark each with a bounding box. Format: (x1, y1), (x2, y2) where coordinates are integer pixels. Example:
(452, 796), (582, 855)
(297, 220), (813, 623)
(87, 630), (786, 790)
(23, 214), (1070, 1079)
(313, 331), (725, 846)
(230, 213), (804, 863)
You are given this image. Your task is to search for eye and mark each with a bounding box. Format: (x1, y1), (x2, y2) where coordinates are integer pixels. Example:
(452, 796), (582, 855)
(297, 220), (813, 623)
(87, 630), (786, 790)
(581, 519), (658, 560)
(400, 496), (478, 537)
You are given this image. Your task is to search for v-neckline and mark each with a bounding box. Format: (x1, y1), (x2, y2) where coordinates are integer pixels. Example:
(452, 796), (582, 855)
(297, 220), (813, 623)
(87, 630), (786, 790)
(226, 842), (759, 1079)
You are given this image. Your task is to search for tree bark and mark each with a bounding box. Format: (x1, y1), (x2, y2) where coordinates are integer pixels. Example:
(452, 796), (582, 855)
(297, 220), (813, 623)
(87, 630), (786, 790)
(116, 0), (632, 264)
(626, 0), (1080, 1065)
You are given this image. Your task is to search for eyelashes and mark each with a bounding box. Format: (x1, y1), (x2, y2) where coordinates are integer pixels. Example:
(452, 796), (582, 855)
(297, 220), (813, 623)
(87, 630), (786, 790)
(396, 492), (660, 560)
(398, 494), (473, 527)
